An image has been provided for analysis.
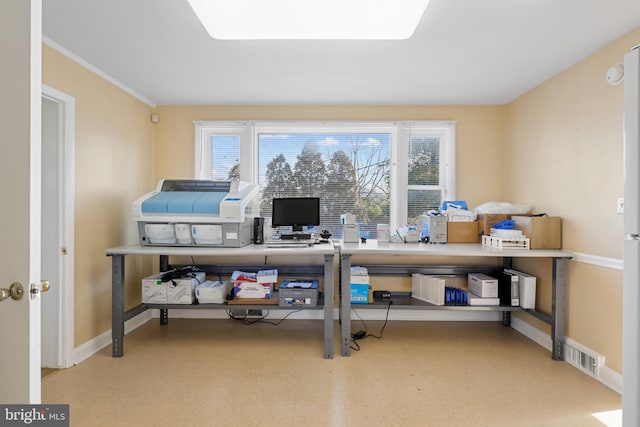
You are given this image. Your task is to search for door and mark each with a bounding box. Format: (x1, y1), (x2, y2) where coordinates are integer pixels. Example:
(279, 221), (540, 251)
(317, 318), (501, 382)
(41, 97), (62, 369)
(0, 0), (43, 403)
(41, 88), (75, 369)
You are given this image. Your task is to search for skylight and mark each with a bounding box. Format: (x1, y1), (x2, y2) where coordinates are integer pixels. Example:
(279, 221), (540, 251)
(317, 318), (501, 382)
(187, 0), (430, 40)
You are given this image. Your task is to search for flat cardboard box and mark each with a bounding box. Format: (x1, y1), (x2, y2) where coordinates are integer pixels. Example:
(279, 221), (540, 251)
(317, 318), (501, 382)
(233, 282), (272, 299)
(511, 216), (562, 249)
(476, 214), (510, 236)
(468, 273), (498, 298)
(447, 221), (479, 243)
(351, 284), (370, 304)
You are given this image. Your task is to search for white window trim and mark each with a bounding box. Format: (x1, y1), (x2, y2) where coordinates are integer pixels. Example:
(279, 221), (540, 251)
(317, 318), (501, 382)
(193, 120), (455, 230)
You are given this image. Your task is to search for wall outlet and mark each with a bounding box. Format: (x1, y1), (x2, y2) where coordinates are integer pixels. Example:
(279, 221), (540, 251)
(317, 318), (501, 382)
(617, 197), (624, 214)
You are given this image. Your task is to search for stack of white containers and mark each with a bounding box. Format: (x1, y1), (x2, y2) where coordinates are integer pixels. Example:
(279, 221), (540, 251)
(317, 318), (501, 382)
(411, 274), (445, 305)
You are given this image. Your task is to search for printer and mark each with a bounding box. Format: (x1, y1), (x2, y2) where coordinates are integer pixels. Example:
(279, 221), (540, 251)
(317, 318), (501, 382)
(132, 179), (259, 247)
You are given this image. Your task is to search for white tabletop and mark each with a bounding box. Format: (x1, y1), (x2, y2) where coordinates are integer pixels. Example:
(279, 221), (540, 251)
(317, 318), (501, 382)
(106, 241), (337, 257)
(337, 239), (573, 258)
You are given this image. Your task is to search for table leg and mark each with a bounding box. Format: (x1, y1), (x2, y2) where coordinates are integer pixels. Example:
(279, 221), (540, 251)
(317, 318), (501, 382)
(551, 258), (567, 360)
(340, 253), (352, 356)
(111, 254), (125, 357)
(502, 311), (511, 326)
(323, 254), (334, 359)
(160, 255), (169, 325)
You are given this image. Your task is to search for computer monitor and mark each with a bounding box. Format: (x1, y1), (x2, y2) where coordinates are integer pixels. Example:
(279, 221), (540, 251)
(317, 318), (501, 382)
(271, 197), (320, 232)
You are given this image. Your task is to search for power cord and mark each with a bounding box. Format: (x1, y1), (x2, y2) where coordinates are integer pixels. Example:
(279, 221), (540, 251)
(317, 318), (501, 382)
(226, 308), (302, 325)
(350, 300), (392, 351)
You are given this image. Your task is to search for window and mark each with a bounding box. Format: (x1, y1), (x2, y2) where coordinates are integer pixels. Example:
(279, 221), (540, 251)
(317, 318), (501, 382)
(195, 121), (455, 236)
(398, 123), (455, 228)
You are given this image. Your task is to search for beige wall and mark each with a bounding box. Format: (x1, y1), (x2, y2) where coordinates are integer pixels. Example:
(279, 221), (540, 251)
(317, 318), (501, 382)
(42, 45), (155, 346)
(153, 105), (506, 209)
(505, 26), (640, 373)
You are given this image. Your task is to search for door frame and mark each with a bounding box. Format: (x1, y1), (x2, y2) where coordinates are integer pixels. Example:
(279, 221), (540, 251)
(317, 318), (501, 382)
(42, 84), (75, 368)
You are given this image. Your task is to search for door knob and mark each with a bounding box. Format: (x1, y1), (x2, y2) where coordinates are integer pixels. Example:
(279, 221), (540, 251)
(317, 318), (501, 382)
(30, 280), (50, 300)
(0, 282), (25, 302)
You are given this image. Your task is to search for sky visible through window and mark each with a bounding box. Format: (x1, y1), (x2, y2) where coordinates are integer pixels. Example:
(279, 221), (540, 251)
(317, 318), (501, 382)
(257, 132), (390, 186)
(210, 133), (391, 185)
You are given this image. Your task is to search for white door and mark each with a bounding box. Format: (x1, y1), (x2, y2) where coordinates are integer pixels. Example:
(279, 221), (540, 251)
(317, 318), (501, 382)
(41, 88), (75, 370)
(41, 97), (62, 369)
(0, 0), (43, 403)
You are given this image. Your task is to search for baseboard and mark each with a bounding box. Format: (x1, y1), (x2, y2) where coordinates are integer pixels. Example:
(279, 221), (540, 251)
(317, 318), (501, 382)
(510, 315), (553, 352)
(73, 310), (153, 365)
(511, 316), (622, 394)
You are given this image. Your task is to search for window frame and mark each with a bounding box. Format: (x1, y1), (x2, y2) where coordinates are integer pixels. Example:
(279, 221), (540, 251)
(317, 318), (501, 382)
(194, 120), (455, 230)
(397, 122), (456, 225)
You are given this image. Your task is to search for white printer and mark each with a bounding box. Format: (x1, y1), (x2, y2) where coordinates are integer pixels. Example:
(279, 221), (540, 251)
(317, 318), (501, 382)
(132, 179), (259, 247)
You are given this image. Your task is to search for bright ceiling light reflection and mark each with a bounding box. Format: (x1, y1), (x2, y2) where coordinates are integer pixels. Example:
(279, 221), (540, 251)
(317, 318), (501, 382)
(187, 0), (430, 40)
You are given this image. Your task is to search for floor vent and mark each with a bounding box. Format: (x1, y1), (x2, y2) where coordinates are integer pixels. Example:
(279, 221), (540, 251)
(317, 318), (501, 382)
(564, 338), (605, 379)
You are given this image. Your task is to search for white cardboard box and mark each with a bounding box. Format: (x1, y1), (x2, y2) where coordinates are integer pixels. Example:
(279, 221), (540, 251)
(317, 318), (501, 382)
(166, 272), (206, 304)
(467, 291), (500, 306)
(468, 273), (498, 298)
(143, 271), (206, 304)
(142, 274), (167, 304)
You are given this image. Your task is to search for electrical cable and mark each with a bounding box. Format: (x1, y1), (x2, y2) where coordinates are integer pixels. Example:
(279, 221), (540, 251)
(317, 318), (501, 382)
(226, 308), (302, 326)
(349, 300), (392, 351)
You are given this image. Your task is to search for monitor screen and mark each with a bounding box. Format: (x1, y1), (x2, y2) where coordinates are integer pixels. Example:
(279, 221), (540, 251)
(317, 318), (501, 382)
(271, 197), (320, 232)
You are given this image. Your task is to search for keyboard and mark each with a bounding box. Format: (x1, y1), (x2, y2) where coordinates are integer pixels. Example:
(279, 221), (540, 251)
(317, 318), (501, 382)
(279, 233), (312, 240)
(265, 239), (315, 248)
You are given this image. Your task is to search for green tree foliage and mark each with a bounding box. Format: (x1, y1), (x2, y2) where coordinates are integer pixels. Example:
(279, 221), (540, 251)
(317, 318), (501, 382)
(408, 137), (439, 186)
(261, 153), (293, 212)
(227, 163), (240, 180)
(325, 150), (357, 221)
(292, 142), (326, 197)
(260, 136), (391, 235)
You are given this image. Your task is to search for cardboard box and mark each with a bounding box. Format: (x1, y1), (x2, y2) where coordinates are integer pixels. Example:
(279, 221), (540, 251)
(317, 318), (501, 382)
(447, 221), (479, 243)
(511, 216), (562, 249)
(233, 282), (272, 299)
(468, 273), (498, 298)
(142, 271), (206, 304)
(477, 214), (510, 236)
(142, 274), (167, 304)
(166, 272), (206, 304)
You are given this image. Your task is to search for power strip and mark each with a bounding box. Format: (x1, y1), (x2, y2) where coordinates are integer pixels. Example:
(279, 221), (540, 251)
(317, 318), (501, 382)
(373, 290), (391, 300)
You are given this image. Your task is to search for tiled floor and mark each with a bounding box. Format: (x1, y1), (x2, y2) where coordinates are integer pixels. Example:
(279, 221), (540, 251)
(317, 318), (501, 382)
(42, 319), (621, 426)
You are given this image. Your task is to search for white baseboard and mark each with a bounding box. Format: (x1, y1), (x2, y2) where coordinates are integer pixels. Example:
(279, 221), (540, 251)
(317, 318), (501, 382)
(510, 316), (622, 394)
(73, 310), (153, 365)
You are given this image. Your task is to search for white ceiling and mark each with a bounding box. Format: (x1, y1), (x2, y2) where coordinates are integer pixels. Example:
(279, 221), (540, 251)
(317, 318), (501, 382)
(42, 0), (640, 107)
